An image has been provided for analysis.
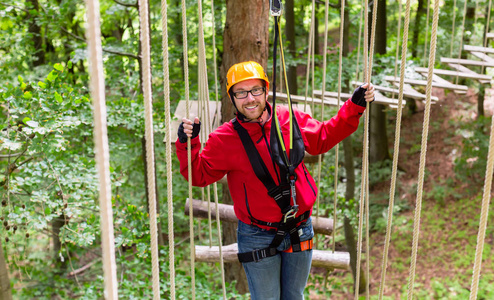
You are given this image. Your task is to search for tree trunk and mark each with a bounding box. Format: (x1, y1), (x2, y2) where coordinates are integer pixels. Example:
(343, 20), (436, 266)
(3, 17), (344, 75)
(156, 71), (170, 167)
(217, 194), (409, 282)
(285, 0), (298, 95)
(27, 0), (45, 66)
(411, 0), (425, 58)
(52, 212), (67, 270)
(220, 0), (269, 293)
(0, 241), (12, 300)
(369, 0), (390, 164)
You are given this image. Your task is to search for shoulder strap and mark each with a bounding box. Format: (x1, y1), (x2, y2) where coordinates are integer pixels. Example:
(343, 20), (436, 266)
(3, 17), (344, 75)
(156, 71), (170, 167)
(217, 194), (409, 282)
(232, 118), (290, 210)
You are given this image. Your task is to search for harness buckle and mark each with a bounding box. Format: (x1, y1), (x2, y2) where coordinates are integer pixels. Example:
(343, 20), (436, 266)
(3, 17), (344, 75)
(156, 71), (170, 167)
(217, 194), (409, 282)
(283, 205), (299, 223)
(269, 0), (283, 16)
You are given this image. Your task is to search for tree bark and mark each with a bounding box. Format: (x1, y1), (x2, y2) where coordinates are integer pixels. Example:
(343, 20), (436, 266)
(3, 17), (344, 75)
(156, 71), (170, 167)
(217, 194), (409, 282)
(0, 241), (12, 300)
(411, 0), (425, 58)
(52, 212), (67, 270)
(285, 0), (298, 95)
(220, 0), (269, 293)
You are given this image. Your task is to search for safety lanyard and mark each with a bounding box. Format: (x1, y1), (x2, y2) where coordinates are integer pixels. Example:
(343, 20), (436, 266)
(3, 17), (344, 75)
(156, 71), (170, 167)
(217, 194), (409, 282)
(269, 0), (305, 209)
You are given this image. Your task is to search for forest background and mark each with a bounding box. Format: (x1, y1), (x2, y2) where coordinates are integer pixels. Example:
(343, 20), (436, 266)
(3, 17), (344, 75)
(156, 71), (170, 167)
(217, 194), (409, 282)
(1, 0), (493, 299)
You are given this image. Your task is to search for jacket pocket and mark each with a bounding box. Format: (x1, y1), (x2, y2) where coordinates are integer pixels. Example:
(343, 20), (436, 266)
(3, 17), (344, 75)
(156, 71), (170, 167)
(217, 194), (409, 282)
(303, 164), (316, 196)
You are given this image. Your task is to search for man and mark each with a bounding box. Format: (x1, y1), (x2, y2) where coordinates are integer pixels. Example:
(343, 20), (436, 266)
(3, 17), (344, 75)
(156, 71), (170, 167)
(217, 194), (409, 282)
(176, 61), (374, 300)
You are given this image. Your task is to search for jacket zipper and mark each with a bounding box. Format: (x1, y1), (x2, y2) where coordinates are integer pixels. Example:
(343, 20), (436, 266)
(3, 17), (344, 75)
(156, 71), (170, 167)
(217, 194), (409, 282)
(303, 164), (316, 196)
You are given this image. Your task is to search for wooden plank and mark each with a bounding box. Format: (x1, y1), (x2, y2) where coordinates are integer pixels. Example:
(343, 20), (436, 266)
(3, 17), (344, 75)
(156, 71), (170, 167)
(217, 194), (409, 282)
(311, 90), (404, 107)
(391, 82), (440, 102)
(464, 45), (494, 54)
(440, 57), (494, 67)
(414, 66), (492, 81)
(447, 63), (492, 84)
(487, 32), (494, 39)
(385, 76), (468, 91)
(195, 243), (351, 270)
(185, 198), (334, 235)
(469, 51), (494, 64)
(269, 91), (343, 107)
(353, 81), (438, 101)
(429, 74), (467, 94)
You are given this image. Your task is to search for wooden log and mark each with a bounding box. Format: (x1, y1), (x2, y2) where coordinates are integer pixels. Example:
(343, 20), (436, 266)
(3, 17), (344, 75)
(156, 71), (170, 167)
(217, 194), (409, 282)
(390, 82), (440, 102)
(185, 198), (334, 235)
(352, 81), (435, 101)
(312, 90), (404, 107)
(441, 57), (494, 68)
(469, 51), (494, 64)
(195, 243), (350, 270)
(414, 66), (492, 81)
(385, 76), (468, 92)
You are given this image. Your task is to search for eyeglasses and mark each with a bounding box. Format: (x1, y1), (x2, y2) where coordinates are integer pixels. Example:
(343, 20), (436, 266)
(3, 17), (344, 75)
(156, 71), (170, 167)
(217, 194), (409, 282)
(233, 87), (266, 99)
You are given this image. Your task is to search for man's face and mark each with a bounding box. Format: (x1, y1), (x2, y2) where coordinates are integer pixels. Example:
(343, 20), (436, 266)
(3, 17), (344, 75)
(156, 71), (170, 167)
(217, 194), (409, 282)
(232, 79), (268, 121)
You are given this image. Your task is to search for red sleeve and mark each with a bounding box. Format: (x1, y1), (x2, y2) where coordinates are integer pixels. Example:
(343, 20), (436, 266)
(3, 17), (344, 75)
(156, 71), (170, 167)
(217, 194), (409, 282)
(175, 134), (228, 187)
(298, 99), (365, 155)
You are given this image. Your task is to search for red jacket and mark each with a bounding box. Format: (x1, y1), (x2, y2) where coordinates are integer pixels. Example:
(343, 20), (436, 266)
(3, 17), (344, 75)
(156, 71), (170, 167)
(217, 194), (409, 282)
(176, 100), (365, 229)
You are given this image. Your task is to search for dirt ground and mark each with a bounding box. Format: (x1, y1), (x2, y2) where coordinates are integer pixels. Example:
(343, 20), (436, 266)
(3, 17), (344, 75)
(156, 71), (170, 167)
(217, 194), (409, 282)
(310, 86), (493, 299)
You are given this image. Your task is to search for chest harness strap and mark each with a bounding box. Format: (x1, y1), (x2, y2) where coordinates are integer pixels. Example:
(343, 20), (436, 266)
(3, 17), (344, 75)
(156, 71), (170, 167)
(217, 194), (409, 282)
(233, 119), (312, 263)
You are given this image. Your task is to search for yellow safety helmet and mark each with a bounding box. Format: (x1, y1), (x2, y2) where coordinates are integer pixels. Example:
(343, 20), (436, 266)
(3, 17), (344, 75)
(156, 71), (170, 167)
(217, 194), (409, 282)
(226, 61), (269, 94)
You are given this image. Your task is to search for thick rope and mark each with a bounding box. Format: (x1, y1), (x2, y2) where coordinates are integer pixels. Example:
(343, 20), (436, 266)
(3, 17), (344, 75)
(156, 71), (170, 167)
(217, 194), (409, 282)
(85, 0), (118, 298)
(197, 0), (226, 296)
(303, 0), (315, 112)
(333, 0), (346, 254)
(138, 0), (161, 298)
(422, 0), (431, 67)
(406, 0), (440, 298)
(455, 0), (468, 84)
(354, 0), (364, 83)
(378, 0), (412, 298)
(316, 0), (330, 224)
(391, 0), (402, 101)
(181, 0), (195, 297)
(481, 0), (492, 75)
(210, 0), (220, 129)
(469, 101), (494, 300)
(160, 0), (176, 298)
(354, 0), (369, 297)
(450, 0), (458, 58)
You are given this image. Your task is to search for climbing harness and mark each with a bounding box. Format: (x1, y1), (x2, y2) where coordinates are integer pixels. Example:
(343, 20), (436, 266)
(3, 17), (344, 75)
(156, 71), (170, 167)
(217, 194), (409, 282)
(235, 0), (311, 263)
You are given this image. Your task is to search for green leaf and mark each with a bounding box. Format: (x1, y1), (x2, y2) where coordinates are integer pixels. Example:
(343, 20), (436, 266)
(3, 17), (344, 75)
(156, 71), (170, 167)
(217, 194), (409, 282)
(18, 75), (24, 83)
(53, 63), (64, 72)
(23, 91), (33, 99)
(26, 120), (39, 128)
(45, 207), (51, 215)
(54, 92), (63, 103)
(67, 61), (73, 69)
(23, 117), (31, 123)
(38, 81), (46, 89)
(47, 71), (58, 82)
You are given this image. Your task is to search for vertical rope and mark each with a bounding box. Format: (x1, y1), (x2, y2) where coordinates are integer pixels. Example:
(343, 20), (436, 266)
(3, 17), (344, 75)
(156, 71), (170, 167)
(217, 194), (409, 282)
(354, 0), (369, 296)
(333, 0), (346, 253)
(180, 0), (195, 297)
(160, 0), (176, 298)
(138, 0), (161, 298)
(422, 0), (431, 67)
(455, 0), (468, 84)
(354, 0), (364, 83)
(85, 0), (118, 298)
(304, 0), (316, 112)
(210, 0), (220, 129)
(450, 0), (458, 58)
(407, 0), (440, 298)
(378, 0), (412, 298)
(481, 0), (492, 75)
(391, 0), (402, 100)
(469, 105), (494, 300)
(316, 0), (330, 227)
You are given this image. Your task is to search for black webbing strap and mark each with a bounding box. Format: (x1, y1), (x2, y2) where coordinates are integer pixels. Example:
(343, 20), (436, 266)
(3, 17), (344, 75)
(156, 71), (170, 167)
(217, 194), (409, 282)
(232, 118), (291, 210)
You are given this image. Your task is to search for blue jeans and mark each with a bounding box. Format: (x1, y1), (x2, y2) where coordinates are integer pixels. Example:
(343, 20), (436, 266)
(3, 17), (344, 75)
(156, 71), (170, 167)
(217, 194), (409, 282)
(237, 218), (314, 300)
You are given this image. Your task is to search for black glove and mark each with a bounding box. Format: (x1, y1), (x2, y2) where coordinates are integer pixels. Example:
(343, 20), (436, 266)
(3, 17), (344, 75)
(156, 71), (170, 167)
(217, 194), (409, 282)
(178, 121), (201, 143)
(351, 85), (373, 107)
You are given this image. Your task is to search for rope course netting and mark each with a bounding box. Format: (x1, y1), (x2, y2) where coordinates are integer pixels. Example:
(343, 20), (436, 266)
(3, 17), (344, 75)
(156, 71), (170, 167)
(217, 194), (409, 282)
(81, 0), (494, 298)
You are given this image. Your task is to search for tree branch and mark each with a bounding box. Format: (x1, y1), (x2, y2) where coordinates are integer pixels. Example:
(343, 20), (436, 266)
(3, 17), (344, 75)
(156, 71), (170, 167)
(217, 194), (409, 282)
(0, 152), (23, 159)
(0, 2), (29, 13)
(113, 0), (138, 8)
(61, 27), (139, 60)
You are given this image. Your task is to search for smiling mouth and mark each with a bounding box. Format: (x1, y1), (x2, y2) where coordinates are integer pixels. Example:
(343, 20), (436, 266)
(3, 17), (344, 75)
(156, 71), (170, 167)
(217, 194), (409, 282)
(245, 105), (258, 110)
